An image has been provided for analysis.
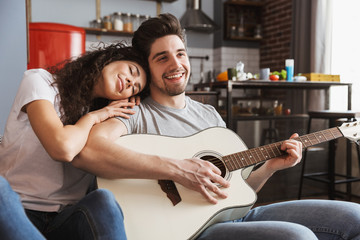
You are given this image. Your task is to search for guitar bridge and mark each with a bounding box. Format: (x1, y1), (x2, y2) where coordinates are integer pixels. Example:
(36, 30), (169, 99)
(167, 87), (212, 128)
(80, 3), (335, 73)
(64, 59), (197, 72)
(158, 180), (182, 206)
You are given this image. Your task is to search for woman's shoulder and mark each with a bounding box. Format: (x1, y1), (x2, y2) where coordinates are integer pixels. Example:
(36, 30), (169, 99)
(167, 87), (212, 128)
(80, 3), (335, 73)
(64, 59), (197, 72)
(23, 68), (53, 81)
(22, 68), (55, 88)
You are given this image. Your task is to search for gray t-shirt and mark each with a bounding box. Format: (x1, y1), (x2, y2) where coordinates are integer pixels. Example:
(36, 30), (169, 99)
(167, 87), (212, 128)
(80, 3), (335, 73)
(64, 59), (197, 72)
(119, 96), (226, 137)
(119, 96), (254, 180)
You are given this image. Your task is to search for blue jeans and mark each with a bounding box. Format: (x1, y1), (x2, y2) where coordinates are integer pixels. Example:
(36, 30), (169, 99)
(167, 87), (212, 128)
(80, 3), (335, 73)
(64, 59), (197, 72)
(0, 175), (126, 240)
(26, 189), (127, 240)
(197, 199), (360, 240)
(0, 175), (45, 240)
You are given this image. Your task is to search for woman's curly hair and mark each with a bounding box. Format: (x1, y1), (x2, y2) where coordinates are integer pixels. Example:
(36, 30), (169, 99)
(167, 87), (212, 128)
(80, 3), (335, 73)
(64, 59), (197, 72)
(51, 42), (149, 125)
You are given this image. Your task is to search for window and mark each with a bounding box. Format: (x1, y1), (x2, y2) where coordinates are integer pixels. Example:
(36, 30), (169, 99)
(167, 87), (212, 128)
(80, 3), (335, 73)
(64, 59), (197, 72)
(330, 0), (360, 111)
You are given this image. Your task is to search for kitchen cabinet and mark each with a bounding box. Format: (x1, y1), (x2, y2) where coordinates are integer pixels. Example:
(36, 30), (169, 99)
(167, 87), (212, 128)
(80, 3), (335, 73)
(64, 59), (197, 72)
(223, 0), (263, 41)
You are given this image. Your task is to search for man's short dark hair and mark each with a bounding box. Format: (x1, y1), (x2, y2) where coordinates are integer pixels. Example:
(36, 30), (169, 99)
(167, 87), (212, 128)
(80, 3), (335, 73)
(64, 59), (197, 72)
(132, 13), (186, 60)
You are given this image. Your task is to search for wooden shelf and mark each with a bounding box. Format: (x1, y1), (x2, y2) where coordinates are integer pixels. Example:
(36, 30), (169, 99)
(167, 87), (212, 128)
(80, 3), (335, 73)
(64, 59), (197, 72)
(233, 114), (309, 121)
(224, 0), (263, 41)
(84, 27), (133, 37)
(225, 1), (264, 7)
(227, 36), (262, 41)
(143, 0), (177, 2)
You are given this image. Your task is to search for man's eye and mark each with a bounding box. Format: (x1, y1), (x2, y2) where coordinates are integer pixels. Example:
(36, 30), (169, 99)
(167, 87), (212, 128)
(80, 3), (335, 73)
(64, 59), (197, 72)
(178, 52), (186, 57)
(157, 56), (167, 62)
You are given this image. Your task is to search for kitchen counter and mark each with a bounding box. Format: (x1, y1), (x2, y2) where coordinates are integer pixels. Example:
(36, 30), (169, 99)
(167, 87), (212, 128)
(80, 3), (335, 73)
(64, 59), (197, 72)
(194, 80), (352, 130)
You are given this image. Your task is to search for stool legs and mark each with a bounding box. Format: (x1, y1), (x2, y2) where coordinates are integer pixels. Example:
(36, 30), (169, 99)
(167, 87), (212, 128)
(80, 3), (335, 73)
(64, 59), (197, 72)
(299, 117), (360, 200)
(261, 120), (279, 145)
(298, 117), (312, 199)
(298, 147), (309, 199)
(328, 139), (336, 199)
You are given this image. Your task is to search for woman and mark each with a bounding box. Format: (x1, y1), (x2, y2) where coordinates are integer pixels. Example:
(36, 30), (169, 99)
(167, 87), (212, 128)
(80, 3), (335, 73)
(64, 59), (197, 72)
(0, 42), (148, 239)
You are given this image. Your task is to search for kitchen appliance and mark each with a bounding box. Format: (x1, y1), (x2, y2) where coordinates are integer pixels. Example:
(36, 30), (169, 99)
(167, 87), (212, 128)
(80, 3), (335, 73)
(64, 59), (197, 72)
(180, 0), (218, 33)
(28, 22), (85, 72)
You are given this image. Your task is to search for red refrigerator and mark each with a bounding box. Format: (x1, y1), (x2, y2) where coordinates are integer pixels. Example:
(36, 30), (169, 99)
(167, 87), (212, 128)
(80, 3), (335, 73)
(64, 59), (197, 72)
(28, 22), (85, 71)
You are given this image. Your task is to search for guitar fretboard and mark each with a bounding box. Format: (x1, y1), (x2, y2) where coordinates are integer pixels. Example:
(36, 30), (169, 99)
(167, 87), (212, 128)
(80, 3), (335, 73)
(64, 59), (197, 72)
(223, 127), (343, 172)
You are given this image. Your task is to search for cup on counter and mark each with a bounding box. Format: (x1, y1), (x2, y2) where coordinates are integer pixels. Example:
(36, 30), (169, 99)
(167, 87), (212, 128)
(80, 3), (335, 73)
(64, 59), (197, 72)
(260, 68), (270, 80)
(227, 68), (237, 81)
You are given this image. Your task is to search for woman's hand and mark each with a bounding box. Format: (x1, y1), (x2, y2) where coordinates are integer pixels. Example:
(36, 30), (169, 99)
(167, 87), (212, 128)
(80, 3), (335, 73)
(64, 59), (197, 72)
(128, 95), (141, 106)
(88, 100), (136, 124)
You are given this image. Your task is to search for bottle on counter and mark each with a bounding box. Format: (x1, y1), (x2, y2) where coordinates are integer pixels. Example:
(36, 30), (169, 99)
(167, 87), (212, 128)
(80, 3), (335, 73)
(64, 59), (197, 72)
(285, 59), (294, 82)
(113, 12), (123, 31)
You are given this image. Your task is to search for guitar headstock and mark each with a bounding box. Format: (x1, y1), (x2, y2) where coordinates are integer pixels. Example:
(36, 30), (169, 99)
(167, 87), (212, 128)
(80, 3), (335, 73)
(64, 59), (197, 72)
(338, 120), (360, 143)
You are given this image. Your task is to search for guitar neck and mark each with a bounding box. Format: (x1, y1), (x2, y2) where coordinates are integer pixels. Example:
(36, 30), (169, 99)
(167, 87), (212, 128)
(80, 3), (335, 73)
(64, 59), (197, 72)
(223, 126), (343, 172)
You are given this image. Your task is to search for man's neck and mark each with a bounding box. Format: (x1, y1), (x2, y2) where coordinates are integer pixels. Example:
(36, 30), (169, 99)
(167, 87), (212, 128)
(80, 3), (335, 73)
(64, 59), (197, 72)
(150, 92), (186, 109)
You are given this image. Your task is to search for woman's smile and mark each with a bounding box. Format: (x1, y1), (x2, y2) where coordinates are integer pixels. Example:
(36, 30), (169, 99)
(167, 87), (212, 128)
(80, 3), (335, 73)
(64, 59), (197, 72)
(117, 74), (125, 92)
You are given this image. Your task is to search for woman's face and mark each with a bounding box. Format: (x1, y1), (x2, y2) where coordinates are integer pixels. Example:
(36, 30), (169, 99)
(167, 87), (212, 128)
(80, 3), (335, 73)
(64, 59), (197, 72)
(94, 60), (147, 100)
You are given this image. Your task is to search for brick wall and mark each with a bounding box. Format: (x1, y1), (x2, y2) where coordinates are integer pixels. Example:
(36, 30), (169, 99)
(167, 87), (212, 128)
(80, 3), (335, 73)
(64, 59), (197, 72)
(260, 0), (293, 72)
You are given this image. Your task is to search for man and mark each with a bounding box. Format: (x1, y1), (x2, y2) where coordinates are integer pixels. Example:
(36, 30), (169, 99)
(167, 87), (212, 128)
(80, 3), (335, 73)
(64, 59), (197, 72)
(73, 14), (360, 239)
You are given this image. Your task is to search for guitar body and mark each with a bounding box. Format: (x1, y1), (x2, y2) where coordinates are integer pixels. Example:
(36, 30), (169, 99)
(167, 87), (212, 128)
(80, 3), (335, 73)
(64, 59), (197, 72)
(98, 127), (257, 240)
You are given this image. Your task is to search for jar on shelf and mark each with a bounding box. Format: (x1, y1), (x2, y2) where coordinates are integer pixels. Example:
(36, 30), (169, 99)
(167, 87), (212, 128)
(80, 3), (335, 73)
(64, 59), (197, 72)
(230, 25), (237, 38)
(89, 19), (102, 29)
(133, 14), (141, 31)
(273, 100), (283, 115)
(123, 13), (133, 32)
(237, 13), (245, 37)
(254, 24), (262, 39)
(103, 15), (112, 30)
(113, 12), (123, 31)
(143, 15), (150, 25)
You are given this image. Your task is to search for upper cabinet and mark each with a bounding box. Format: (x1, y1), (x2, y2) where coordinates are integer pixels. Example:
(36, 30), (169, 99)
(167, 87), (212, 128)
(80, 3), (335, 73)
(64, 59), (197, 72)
(223, 0), (263, 41)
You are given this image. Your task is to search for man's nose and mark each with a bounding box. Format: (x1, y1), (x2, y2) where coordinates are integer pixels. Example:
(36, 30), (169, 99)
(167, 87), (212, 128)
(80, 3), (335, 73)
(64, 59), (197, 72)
(168, 55), (182, 68)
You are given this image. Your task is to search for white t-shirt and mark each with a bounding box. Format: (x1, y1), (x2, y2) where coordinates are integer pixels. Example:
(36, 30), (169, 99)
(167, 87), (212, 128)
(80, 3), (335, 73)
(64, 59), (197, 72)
(0, 69), (94, 212)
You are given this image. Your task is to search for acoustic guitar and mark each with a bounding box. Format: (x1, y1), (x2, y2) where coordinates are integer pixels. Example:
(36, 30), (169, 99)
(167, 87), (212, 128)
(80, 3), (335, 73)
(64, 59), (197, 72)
(98, 121), (360, 240)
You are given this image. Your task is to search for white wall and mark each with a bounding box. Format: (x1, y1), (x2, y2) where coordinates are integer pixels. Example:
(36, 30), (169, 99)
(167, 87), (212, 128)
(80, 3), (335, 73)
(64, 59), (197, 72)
(0, 1), (27, 135)
(30, 0), (215, 48)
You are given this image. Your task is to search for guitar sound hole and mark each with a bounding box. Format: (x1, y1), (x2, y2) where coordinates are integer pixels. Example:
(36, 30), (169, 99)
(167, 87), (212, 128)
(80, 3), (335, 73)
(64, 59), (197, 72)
(200, 155), (226, 179)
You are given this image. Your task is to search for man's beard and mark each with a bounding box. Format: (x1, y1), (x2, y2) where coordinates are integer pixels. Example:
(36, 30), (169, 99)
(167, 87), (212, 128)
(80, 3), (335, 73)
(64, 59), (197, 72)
(165, 83), (187, 96)
(157, 78), (188, 96)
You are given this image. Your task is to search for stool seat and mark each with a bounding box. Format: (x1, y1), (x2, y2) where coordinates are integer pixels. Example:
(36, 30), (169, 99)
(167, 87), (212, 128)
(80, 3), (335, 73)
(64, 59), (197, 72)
(308, 110), (360, 120)
(298, 110), (360, 200)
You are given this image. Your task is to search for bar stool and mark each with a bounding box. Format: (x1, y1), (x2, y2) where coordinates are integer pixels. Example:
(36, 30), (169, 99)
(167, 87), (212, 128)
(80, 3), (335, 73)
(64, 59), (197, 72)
(261, 120), (279, 145)
(298, 110), (360, 200)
